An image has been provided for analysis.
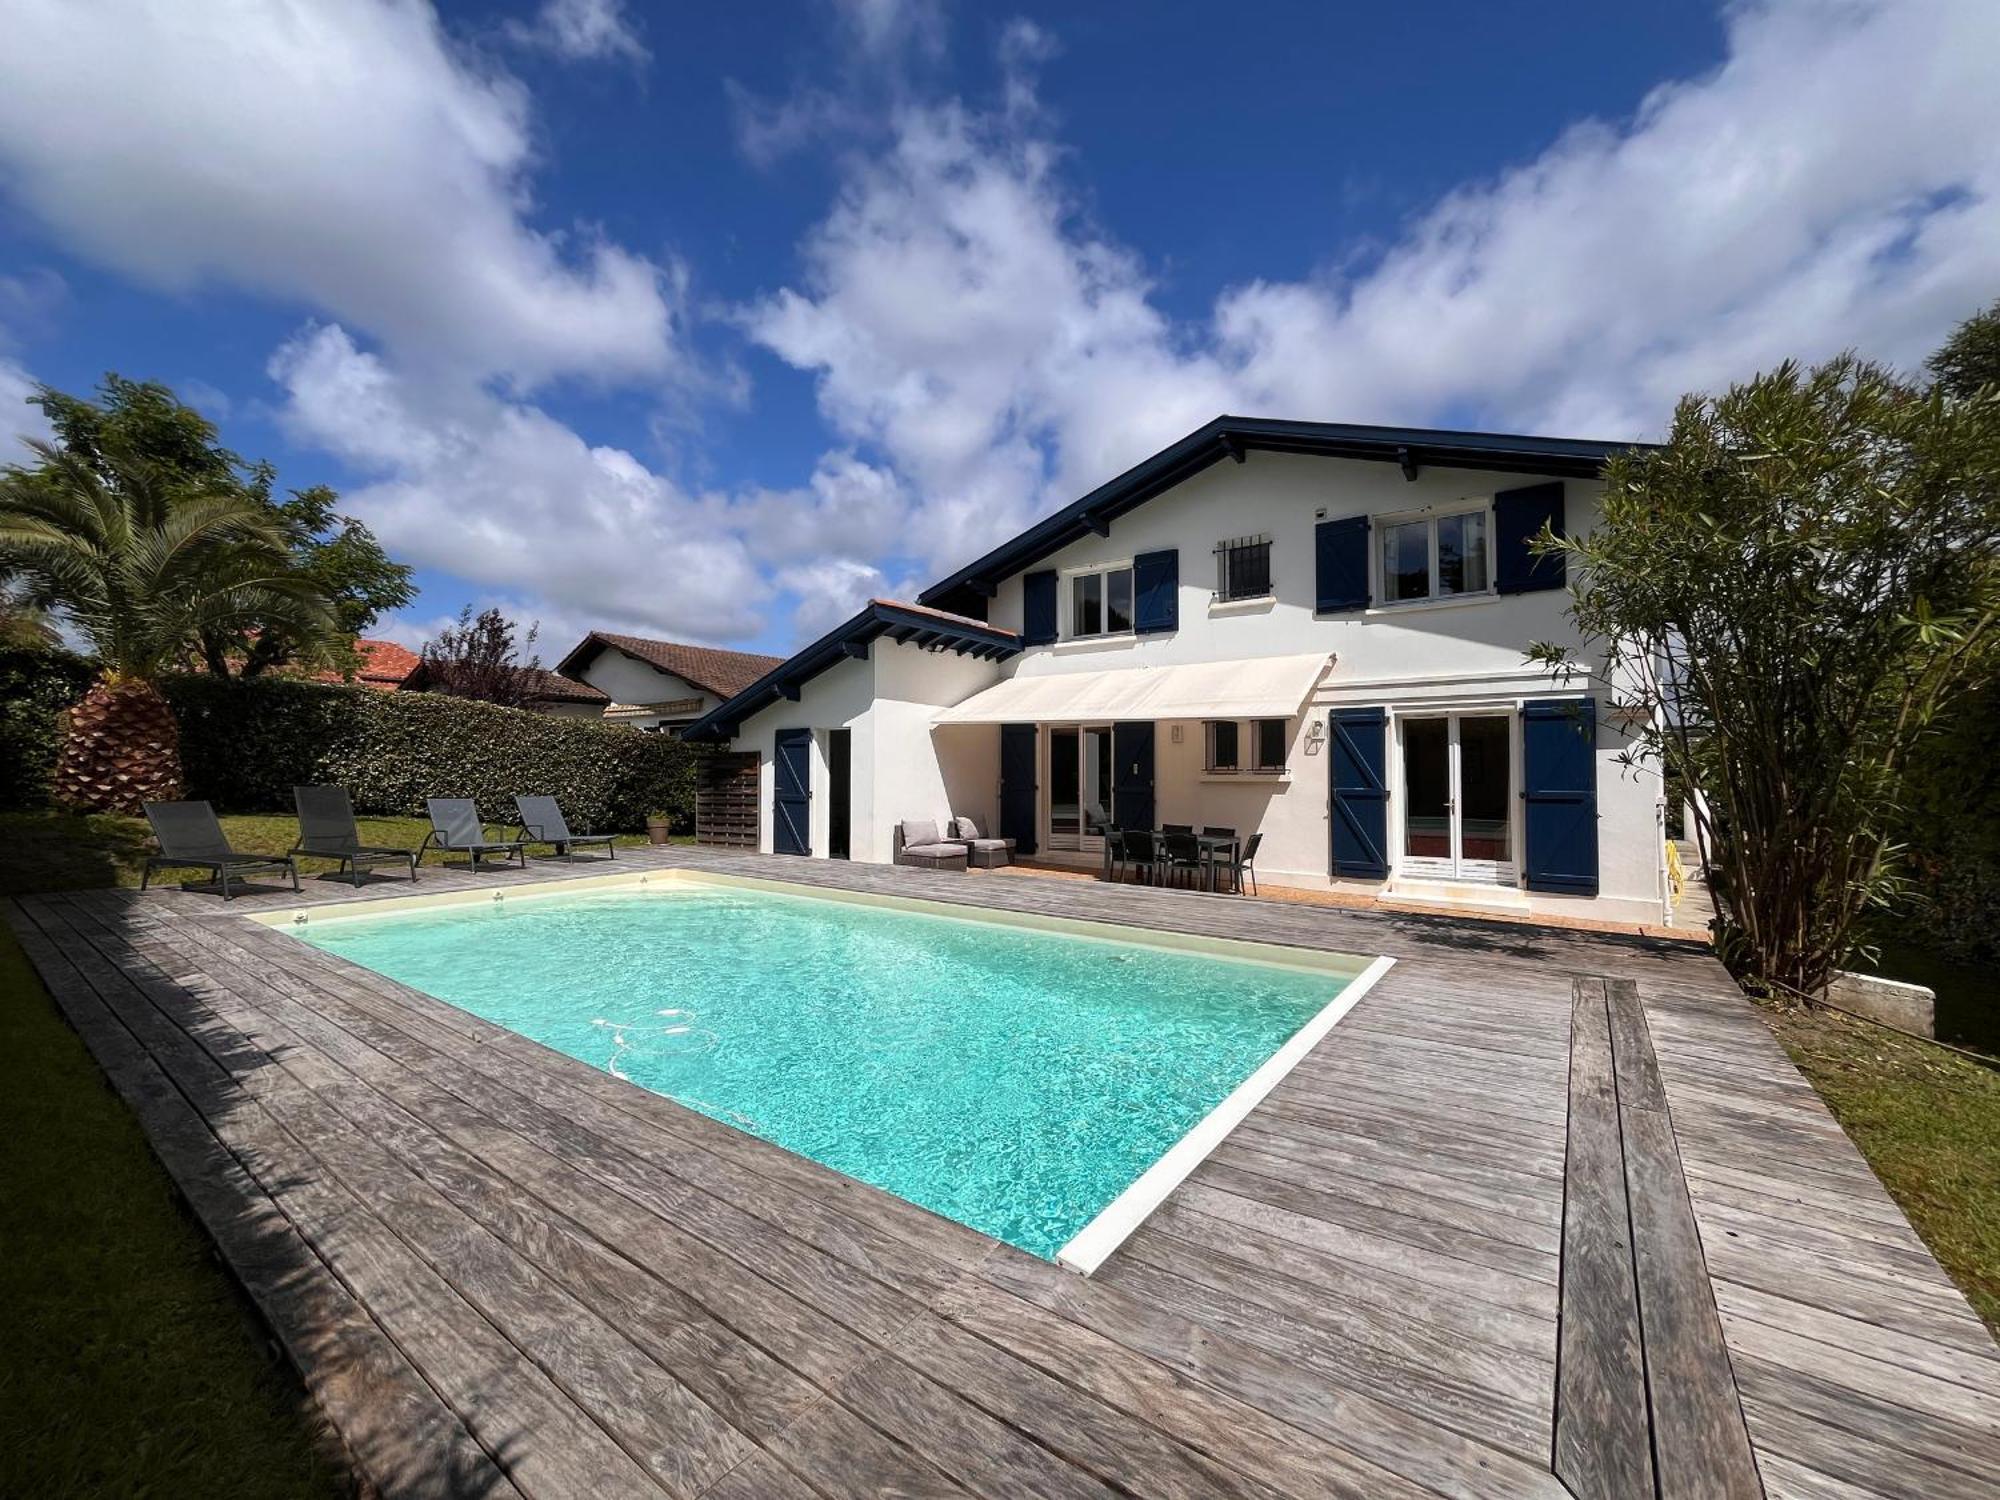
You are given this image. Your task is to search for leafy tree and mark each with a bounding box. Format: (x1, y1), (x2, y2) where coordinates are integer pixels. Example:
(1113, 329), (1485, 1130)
(0, 441), (335, 810)
(1530, 331), (2000, 999)
(28, 376), (414, 676)
(1929, 298), (2000, 399)
(416, 606), (545, 708)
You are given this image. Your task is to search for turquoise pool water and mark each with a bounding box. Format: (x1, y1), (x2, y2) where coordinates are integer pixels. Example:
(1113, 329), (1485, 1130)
(291, 882), (1345, 1258)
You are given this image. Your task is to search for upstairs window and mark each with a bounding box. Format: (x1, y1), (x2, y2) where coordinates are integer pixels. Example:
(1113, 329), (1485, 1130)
(1069, 564), (1133, 638)
(1380, 507), (1491, 604)
(1215, 534), (1273, 601)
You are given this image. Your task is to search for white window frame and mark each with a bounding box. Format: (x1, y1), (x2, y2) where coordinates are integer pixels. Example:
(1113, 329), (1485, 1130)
(1375, 501), (1495, 607)
(1062, 559), (1136, 640)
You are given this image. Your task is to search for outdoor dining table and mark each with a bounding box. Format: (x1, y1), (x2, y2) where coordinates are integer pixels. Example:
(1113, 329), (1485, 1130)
(1102, 830), (1241, 892)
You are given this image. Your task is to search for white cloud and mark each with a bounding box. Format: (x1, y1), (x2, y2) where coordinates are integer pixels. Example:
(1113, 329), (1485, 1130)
(0, 357), (53, 463)
(0, 0), (675, 388)
(506, 0), (648, 65)
(832, 0), (945, 62)
(270, 323), (768, 642)
(750, 0), (2000, 576)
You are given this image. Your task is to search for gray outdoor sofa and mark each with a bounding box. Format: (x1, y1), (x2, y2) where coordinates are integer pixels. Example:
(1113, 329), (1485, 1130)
(948, 815), (1016, 869)
(893, 818), (968, 872)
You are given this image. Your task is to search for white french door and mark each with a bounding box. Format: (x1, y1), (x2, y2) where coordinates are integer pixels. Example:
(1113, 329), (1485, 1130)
(1047, 725), (1113, 851)
(1399, 713), (1517, 885)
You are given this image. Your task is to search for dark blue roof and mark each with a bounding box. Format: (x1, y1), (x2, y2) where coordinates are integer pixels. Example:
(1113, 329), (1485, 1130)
(918, 415), (1639, 612)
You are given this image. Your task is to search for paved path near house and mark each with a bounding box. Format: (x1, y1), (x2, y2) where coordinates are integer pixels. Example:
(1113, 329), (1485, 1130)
(9, 846), (1995, 1499)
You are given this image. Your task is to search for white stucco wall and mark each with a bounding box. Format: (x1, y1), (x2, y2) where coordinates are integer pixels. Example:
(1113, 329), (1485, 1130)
(731, 640), (1002, 862)
(572, 651), (719, 723)
(725, 450), (1664, 920)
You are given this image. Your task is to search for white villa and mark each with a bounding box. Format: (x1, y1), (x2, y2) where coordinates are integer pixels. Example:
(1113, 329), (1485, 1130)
(686, 417), (1669, 924)
(555, 633), (784, 734)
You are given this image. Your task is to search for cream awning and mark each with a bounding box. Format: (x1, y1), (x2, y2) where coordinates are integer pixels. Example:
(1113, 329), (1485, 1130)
(933, 652), (1330, 725)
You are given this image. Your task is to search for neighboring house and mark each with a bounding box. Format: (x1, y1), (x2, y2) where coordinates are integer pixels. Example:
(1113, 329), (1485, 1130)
(293, 636), (421, 690)
(687, 417), (1670, 924)
(398, 660), (612, 717)
(555, 632), (785, 734)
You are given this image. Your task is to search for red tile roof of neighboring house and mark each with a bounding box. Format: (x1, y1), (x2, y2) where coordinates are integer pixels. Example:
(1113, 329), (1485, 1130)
(308, 637), (421, 690)
(555, 632), (787, 702)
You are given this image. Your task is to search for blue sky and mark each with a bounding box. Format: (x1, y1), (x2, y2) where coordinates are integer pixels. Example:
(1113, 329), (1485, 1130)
(1, 0), (1995, 659)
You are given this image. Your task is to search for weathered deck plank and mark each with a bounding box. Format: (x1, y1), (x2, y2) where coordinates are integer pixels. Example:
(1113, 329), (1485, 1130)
(11, 844), (1996, 1500)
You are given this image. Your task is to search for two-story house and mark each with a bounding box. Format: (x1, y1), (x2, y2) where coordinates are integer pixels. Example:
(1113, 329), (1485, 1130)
(686, 417), (1666, 923)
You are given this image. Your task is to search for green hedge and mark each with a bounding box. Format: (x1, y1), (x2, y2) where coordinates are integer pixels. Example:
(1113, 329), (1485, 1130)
(0, 648), (97, 810)
(162, 676), (699, 832)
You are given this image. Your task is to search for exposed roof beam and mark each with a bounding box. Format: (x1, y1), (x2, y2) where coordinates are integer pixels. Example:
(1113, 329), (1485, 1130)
(1081, 513), (1111, 537)
(1398, 445), (1420, 482)
(841, 639), (870, 660)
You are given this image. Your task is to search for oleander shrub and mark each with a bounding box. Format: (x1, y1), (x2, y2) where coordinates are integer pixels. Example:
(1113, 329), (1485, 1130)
(0, 647), (98, 810)
(161, 675), (698, 832)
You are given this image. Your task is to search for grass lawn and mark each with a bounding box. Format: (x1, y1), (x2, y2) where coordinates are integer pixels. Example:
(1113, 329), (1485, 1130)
(1769, 1004), (2000, 1337)
(0, 921), (348, 1498)
(0, 807), (673, 898)
(0, 806), (681, 1496)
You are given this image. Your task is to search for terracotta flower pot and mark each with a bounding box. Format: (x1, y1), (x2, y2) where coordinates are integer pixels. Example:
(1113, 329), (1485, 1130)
(646, 816), (673, 845)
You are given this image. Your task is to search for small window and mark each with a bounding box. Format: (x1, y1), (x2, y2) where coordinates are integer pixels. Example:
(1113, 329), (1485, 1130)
(1381, 507), (1492, 604)
(1215, 534), (1272, 601)
(1205, 720), (1239, 772)
(1069, 565), (1134, 638)
(1253, 718), (1287, 771)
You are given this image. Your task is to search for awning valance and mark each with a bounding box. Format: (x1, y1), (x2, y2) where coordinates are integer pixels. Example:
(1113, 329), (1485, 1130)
(933, 652), (1330, 725)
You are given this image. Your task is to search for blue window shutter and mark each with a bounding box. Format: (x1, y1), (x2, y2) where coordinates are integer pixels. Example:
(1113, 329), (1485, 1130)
(999, 723), (1038, 855)
(1495, 482), (1566, 594)
(1522, 699), (1598, 894)
(772, 728), (812, 856)
(1329, 708), (1388, 877)
(1315, 516), (1370, 613)
(1112, 721), (1154, 831)
(1022, 569), (1058, 645)
(1133, 549), (1178, 634)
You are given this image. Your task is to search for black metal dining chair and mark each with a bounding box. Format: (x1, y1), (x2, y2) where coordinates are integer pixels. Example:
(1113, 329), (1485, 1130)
(1161, 829), (1202, 888)
(1223, 832), (1263, 895)
(1121, 828), (1159, 885)
(1200, 826), (1237, 892)
(1102, 825), (1126, 882)
(1161, 823), (1194, 835)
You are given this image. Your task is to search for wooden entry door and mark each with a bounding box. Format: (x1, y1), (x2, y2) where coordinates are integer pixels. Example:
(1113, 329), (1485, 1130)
(772, 728), (812, 856)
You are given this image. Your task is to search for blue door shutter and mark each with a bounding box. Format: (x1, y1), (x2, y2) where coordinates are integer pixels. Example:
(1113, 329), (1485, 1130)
(772, 728), (812, 856)
(1315, 516), (1370, 613)
(1112, 721), (1154, 831)
(999, 723), (1038, 855)
(1134, 549), (1178, 634)
(1023, 569), (1058, 645)
(1522, 699), (1598, 893)
(1329, 708), (1388, 877)
(1495, 482), (1566, 594)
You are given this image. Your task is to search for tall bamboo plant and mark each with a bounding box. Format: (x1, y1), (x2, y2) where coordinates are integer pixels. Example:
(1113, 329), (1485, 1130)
(0, 441), (335, 812)
(1529, 339), (2000, 998)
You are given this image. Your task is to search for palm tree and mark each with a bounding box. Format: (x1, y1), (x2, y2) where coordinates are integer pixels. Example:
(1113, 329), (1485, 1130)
(0, 441), (335, 812)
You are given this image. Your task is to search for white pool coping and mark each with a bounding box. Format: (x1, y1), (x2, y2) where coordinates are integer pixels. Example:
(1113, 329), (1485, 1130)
(1054, 951), (1395, 1274)
(250, 866), (1392, 1275)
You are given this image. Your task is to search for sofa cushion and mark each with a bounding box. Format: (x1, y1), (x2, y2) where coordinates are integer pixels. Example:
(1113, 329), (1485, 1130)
(965, 837), (1011, 852)
(951, 815), (982, 840)
(899, 818), (939, 848)
(905, 841), (964, 859)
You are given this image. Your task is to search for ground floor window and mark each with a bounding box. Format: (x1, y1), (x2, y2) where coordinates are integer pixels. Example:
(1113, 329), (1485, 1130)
(1205, 717), (1287, 774)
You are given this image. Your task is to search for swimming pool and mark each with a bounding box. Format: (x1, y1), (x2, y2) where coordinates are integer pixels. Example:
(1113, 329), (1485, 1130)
(273, 873), (1387, 1268)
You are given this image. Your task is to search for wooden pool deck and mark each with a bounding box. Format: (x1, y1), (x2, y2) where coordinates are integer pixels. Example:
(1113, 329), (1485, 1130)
(8, 846), (1996, 1499)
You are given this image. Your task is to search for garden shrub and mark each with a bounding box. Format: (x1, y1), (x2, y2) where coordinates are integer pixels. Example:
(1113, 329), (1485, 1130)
(161, 675), (699, 832)
(0, 648), (98, 810)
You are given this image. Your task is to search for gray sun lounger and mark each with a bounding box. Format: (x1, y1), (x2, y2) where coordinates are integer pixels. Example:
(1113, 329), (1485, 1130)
(291, 785), (420, 887)
(513, 795), (617, 860)
(141, 800), (300, 900)
(420, 798), (528, 871)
